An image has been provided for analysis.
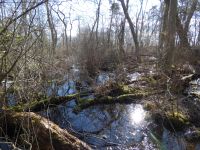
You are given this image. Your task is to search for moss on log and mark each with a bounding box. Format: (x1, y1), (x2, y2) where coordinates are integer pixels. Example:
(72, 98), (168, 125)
(74, 92), (149, 113)
(0, 111), (91, 150)
(9, 93), (78, 112)
(9, 91), (93, 112)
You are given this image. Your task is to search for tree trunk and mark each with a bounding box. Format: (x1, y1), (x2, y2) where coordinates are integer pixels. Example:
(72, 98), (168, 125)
(176, 0), (197, 49)
(176, 14), (190, 48)
(0, 111), (91, 150)
(118, 19), (126, 58)
(159, 0), (169, 50)
(45, 1), (57, 56)
(184, 0), (198, 35)
(10, 91), (93, 112)
(118, 0), (140, 61)
(197, 22), (200, 45)
(163, 0), (177, 71)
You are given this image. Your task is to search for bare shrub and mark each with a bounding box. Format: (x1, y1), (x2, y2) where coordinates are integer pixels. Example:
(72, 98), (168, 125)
(76, 28), (122, 78)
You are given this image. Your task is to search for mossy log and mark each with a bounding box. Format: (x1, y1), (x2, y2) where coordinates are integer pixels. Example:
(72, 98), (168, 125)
(10, 91), (92, 112)
(0, 111), (91, 150)
(74, 92), (148, 113)
(9, 94), (77, 112)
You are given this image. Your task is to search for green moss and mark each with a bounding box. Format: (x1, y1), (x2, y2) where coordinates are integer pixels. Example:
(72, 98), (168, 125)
(9, 105), (24, 112)
(121, 85), (132, 93)
(8, 93), (79, 112)
(77, 98), (94, 105)
(74, 97), (96, 113)
(74, 92), (148, 113)
(106, 96), (113, 101)
(164, 111), (189, 131)
(28, 98), (48, 108)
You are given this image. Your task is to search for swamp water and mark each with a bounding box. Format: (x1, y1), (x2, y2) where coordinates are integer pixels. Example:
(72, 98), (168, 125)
(41, 72), (200, 150)
(3, 69), (200, 149)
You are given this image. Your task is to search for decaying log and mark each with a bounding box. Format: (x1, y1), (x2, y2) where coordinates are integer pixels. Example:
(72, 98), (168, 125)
(0, 111), (91, 150)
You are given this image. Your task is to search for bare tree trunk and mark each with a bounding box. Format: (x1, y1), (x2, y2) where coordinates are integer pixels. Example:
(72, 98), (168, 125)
(197, 22), (200, 45)
(159, 0), (169, 50)
(118, 0), (129, 58)
(176, 14), (190, 48)
(164, 0), (177, 71)
(118, 19), (126, 58)
(56, 9), (69, 55)
(135, 0), (144, 44)
(107, 10), (113, 46)
(45, 1), (57, 56)
(95, 0), (101, 46)
(176, 0), (197, 49)
(118, 0), (140, 61)
(69, 6), (73, 50)
(184, 0), (198, 34)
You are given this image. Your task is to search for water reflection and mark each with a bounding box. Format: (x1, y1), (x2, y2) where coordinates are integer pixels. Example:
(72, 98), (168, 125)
(46, 80), (76, 97)
(96, 73), (110, 85)
(188, 78), (200, 97)
(127, 72), (141, 82)
(40, 72), (200, 149)
(162, 129), (186, 150)
(130, 104), (146, 125)
(44, 103), (155, 149)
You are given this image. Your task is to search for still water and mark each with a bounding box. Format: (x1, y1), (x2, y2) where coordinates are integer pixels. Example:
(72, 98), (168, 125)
(40, 71), (200, 149)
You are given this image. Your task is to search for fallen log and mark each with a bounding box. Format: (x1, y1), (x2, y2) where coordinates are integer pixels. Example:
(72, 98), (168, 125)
(74, 92), (149, 113)
(9, 84), (145, 112)
(0, 111), (91, 150)
(8, 94), (77, 112)
(10, 91), (93, 112)
(73, 85), (165, 113)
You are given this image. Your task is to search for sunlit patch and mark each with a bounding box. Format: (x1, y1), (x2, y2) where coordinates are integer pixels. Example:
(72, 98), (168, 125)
(130, 104), (146, 125)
